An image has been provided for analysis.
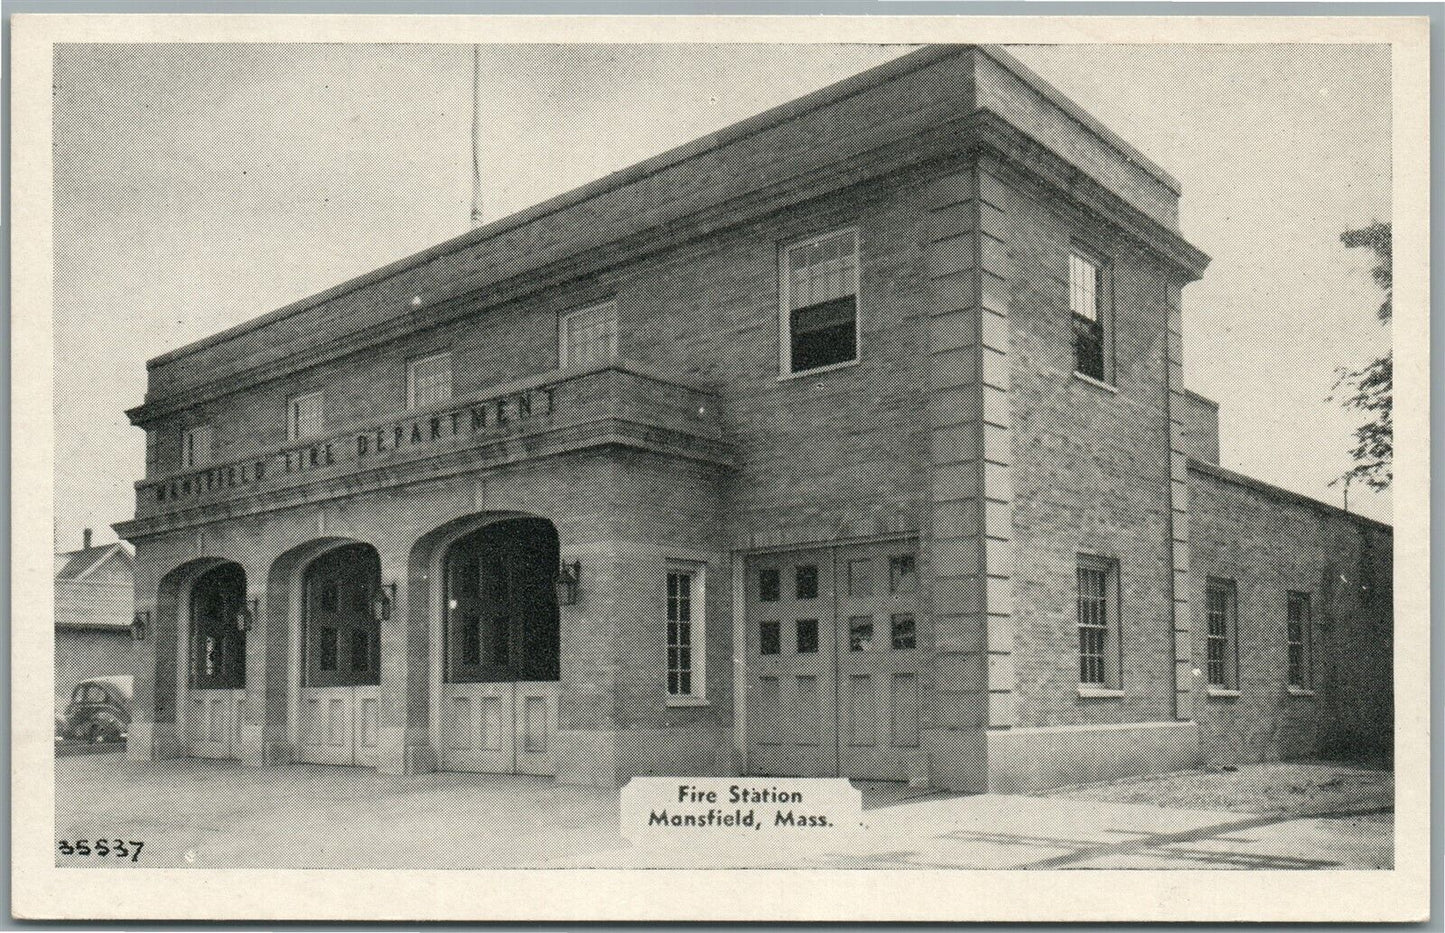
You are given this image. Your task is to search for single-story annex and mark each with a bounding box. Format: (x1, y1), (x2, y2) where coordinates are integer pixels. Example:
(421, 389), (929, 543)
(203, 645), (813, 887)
(116, 45), (1392, 791)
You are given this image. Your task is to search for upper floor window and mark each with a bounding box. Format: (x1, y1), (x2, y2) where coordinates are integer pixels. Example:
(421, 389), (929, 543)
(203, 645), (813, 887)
(560, 301), (617, 369)
(144, 429), (160, 471)
(1070, 250), (1111, 383)
(408, 352), (452, 411)
(1205, 578), (1239, 690)
(1287, 591), (1313, 689)
(182, 424), (212, 468)
(781, 228), (859, 376)
(289, 390), (325, 441)
(1077, 555), (1120, 688)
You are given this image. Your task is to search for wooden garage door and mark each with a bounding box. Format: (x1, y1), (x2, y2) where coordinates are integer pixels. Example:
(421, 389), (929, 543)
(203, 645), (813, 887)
(744, 539), (924, 781)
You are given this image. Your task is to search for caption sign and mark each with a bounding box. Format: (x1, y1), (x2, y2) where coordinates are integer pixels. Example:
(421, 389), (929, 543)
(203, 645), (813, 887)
(620, 777), (863, 846)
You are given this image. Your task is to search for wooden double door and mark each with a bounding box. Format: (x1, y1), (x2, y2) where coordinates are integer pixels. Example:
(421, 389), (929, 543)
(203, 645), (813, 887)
(297, 545), (381, 767)
(438, 519), (560, 775)
(745, 540), (926, 780)
(185, 563), (247, 760)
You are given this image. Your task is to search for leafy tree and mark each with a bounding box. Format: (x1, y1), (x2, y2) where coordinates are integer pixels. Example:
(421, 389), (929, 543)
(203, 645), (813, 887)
(1331, 221), (1391, 491)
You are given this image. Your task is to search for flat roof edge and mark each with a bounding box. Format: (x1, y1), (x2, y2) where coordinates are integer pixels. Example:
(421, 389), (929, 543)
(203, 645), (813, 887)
(1188, 458), (1392, 534)
(145, 43), (1187, 374)
(145, 43), (954, 372)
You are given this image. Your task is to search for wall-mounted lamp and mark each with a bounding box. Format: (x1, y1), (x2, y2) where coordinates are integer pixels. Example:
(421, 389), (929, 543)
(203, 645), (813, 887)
(131, 610), (151, 642)
(372, 582), (398, 622)
(235, 597), (259, 633)
(555, 561), (581, 607)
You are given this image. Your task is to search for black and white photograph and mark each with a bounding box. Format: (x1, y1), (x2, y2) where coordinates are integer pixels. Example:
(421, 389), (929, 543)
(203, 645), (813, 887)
(11, 10), (1430, 923)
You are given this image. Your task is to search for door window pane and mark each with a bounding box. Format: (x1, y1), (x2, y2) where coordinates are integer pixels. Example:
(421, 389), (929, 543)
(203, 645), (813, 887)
(460, 615), (481, 666)
(795, 565), (819, 600)
(796, 619), (819, 654)
(890, 613), (916, 650)
(759, 620), (781, 655)
(849, 616), (874, 652)
(318, 627), (337, 671)
(350, 629), (369, 672)
(758, 567), (780, 602)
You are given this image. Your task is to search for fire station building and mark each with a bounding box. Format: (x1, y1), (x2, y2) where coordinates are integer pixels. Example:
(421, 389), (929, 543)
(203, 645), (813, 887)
(116, 45), (1392, 791)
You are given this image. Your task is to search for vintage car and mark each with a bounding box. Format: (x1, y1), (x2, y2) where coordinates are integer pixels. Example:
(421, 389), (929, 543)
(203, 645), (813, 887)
(59, 676), (132, 743)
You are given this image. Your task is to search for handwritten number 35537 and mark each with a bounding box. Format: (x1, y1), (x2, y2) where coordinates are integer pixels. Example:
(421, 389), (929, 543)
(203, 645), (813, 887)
(58, 840), (144, 862)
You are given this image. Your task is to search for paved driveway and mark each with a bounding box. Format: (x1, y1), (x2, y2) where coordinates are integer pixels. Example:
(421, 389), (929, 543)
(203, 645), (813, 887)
(56, 755), (1391, 870)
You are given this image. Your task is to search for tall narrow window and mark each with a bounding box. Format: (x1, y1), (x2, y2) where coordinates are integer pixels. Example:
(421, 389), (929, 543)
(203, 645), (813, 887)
(666, 565), (705, 699)
(560, 301), (618, 369)
(289, 391), (325, 441)
(1287, 591), (1312, 689)
(183, 424), (212, 468)
(407, 352), (452, 410)
(144, 428), (160, 471)
(1070, 250), (1109, 382)
(1206, 578), (1239, 690)
(781, 229), (859, 375)
(1077, 557), (1119, 687)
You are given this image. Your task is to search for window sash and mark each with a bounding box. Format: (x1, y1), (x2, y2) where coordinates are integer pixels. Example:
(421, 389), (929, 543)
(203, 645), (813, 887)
(183, 425), (212, 468)
(561, 302), (617, 369)
(144, 429), (160, 468)
(782, 229), (859, 374)
(408, 353), (452, 410)
(1077, 562), (1114, 686)
(1206, 580), (1236, 688)
(290, 391), (325, 441)
(1070, 251), (1109, 380)
(666, 567), (703, 697)
(1287, 592), (1311, 687)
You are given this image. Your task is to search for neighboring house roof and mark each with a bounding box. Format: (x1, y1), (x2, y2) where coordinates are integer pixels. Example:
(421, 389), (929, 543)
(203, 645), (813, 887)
(55, 542), (135, 630)
(54, 542), (134, 581)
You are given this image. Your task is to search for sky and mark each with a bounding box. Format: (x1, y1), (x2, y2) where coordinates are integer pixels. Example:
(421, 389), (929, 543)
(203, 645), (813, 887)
(51, 42), (1392, 550)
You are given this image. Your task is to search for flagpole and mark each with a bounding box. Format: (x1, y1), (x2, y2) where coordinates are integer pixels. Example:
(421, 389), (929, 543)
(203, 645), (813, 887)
(470, 44), (484, 228)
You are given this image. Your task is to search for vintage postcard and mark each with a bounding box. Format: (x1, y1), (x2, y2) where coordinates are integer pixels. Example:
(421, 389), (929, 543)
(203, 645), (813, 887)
(11, 11), (1430, 923)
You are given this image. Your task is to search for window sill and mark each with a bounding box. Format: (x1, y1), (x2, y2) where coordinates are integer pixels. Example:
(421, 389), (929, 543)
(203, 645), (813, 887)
(1207, 687), (1241, 698)
(1077, 685), (1125, 698)
(1287, 686), (1316, 698)
(1073, 371), (1118, 394)
(665, 696), (710, 708)
(779, 358), (860, 382)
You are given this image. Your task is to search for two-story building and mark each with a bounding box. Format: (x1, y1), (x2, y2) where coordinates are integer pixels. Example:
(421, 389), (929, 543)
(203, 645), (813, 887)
(114, 45), (1392, 791)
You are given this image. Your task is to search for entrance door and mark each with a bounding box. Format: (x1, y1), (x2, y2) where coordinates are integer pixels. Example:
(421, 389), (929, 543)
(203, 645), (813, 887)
(298, 545), (381, 767)
(438, 519), (560, 775)
(745, 539), (924, 780)
(185, 563), (246, 760)
(745, 547), (839, 777)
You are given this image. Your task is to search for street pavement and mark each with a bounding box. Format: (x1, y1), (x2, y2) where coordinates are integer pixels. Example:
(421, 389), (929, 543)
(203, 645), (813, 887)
(55, 753), (1391, 870)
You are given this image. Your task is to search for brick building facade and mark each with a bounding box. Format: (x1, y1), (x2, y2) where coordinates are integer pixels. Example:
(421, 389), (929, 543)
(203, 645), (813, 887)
(115, 45), (1392, 790)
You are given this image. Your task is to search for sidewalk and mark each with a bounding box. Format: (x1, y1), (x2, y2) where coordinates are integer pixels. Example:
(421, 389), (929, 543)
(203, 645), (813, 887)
(56, 754), (1390, 870)
(540, 791), (1392, 870)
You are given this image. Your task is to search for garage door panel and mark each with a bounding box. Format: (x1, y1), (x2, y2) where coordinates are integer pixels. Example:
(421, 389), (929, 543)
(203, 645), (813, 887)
(746, 539), (921, 781)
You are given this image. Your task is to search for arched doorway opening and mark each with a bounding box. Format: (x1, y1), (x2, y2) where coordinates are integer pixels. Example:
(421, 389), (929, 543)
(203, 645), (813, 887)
(297, 542), (382, 766)
(437, 516), (561, 774)
(184, 561), (248, 759)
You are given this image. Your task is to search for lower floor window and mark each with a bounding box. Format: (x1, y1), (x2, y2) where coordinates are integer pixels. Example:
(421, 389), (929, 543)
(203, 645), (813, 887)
(1287, 591), (1312, 688)
(667, 565), (705, 698)
(1206, 578), (1238, 689)
(1077, 556), (1119, 687)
